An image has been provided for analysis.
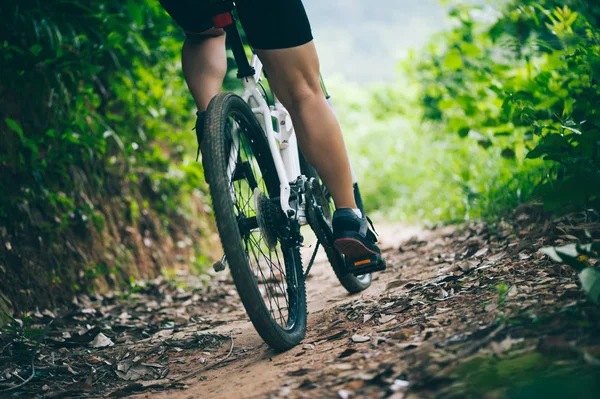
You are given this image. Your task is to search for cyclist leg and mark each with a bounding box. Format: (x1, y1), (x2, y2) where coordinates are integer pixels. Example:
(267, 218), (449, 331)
(255, 44), (356, 211)
(238, 0), (381, 259)
(236, 1), (355, 210)
(159, 0), (226, 111)
(181, 28), (227, 111)
(182, 29), (226, 111)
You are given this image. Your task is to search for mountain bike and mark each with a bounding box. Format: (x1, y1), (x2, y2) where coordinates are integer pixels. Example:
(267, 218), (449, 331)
(201, 1), (385, 352)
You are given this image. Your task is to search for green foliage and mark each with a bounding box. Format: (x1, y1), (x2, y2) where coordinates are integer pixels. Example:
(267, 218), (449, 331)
(452, 351), (600, 397)
(336, 0), (600, 221)
(0, 0), (205, 234)
(539, 242), (600, 303)
(0, 0), (211, 236)
(0, 312), (45, 357)
(414, 0), (600, 211)
(0, 0), (216, 308)
(332, 76), (544, 223)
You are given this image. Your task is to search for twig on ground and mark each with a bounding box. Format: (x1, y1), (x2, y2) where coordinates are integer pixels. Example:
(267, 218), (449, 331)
(457, 323), (505, 359)
(172, 334), (236, 384)
(217, 335), (234, 362)
(0, 356), (35, 392)
(1, 342), (12, 355)
(0, 320), (53, 392)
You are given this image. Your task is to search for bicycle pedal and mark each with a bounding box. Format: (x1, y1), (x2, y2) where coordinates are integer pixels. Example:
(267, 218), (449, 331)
(346, 254), (386, 276)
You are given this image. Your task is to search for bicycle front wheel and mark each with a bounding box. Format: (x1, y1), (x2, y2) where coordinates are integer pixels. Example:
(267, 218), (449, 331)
(201, 93), (307, 352)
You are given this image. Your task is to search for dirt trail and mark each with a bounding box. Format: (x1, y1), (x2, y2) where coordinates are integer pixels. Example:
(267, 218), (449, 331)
(2, 210), (599, 399)
(139, 213), (600, 399)
(144, 224), (422, 399)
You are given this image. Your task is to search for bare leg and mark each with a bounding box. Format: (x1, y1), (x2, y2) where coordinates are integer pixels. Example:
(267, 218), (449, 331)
(255, 43), (357, 210)
(181, 29), (227, 111)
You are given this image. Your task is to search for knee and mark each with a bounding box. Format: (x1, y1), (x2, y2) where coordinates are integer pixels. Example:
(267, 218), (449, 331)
(280, 78), (322, 110)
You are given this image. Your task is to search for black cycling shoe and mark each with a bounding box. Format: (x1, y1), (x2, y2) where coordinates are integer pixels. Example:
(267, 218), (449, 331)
(332, 208), (382, 258)
(195, 111), (206, 161)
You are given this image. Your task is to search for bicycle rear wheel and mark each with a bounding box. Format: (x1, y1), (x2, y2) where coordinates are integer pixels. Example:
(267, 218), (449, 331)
(300, 155), (372, 294)
(202, 93), (306, 352)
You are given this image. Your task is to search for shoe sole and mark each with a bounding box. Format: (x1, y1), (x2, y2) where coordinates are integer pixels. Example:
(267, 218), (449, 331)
(334, 237), (380, 259)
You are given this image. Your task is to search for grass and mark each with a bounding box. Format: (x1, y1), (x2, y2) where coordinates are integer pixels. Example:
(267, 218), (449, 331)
(449, 351), (600, 398)
(328, 76), (547, 224)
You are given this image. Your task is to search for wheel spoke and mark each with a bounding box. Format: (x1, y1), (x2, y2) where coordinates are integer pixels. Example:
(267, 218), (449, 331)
(226, 115), (292, 329)
(249, 234), (287, 323)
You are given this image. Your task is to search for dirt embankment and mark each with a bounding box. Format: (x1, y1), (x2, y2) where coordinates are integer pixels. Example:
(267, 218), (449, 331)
(0, 165), (220, 320)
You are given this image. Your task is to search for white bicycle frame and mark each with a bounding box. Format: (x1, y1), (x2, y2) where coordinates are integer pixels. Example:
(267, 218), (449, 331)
(227, 54), (356, 222)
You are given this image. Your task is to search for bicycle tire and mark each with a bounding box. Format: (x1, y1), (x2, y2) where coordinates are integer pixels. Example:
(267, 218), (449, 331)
(202, 93), (307, 351)
(299, 154), (372, 294)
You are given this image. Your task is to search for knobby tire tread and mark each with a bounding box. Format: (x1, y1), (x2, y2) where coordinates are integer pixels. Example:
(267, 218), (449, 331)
(299, 154), (371, 294)
(202, 93), (307, 352)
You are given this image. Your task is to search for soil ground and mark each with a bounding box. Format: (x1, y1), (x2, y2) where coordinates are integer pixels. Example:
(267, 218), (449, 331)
(1, 208), (600, 398)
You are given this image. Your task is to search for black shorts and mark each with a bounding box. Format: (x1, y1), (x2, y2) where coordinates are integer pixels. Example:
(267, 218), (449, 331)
(159, 0), (313, 50)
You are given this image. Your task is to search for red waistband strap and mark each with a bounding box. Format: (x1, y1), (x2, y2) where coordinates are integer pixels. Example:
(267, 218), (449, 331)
(213, 12), (234, 28)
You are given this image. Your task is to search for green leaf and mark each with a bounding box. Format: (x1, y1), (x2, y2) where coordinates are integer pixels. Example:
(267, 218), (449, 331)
(131, 32), (150, 57)
(460, 42), (482, 57)
(443, 49), (463, 71)
(579, 268), (600, 304)
(5, 118), (24, 140)
(539, 246), (566, 262)
(501, 148), (516, 159)
(526, 134), (570, 159)
(539, 243), (595, 271)
(458, 127), (470, 138)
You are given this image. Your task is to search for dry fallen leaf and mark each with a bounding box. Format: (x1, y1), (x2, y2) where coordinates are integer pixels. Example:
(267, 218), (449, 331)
(484, 304), (498, 313)
(390, 379), (410, 391)
(90, 333), (114, 348)
(490, 336), (523, 356)
(473, 248), (489, 258)
(346, 380), (365, 389)
(338, 348), (357, 359)
(351, 335), (370, 343)
(378, 315), (396, 324)
(286, 368), (312, 377)
(488, 251), (507, 262)
(333, 363), (354, 370)
(338, 389), (351, 399)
